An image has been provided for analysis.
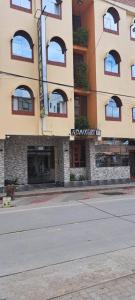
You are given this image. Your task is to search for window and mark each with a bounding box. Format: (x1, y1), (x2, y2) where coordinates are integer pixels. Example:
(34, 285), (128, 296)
(75, 95), (87, 117)
(47, 37), (66, 66)
(132, 108), (135, 122)
(105, 96), (122, 121)
(104, 50), (121, 76)
(131, 65), (135, 78)
(103, 7), (120, 34)
(130, 22), (135, 40)
(48, 89), (67, 117)
(12, 86), (34, 115)
(95, 144), (129, 168)
(11, 31), (34, 62)
(70, 141), (86, 168)
(10, 0), (32, 12)
(42, 0), (62, 18)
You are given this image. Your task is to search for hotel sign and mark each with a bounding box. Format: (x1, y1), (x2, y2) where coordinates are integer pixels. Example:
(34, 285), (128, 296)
(71, 129), (101, 136)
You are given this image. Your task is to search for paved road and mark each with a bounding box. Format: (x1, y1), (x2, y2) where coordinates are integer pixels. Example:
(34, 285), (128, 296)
(1, 192), (135, 299)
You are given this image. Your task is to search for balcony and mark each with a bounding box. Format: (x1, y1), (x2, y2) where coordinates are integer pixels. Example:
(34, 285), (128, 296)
(74, 61), (89, 91)
(73, 27), (88, 47)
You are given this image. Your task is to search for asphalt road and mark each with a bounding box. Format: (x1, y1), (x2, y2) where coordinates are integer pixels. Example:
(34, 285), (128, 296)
(1, 192), (135, 299)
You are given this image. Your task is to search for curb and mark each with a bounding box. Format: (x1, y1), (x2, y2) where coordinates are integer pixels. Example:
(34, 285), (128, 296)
(4, 183), (135, 199)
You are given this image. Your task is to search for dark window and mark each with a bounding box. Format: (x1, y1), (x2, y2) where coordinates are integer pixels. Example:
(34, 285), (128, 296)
(75, 95), (87, 117)
(95, 144), (129, 168)
(132, 108), (135, 121)
(11, 0), (32, 11)
(105, 96), (122, 121)
(48, 89), (67, 117)
(42, 0), (62, 18)
(70, 141), (86, 168)
(11, 31), (34, 62)
(73, 15), (81, 31)
(130, 22), (135, 40)
(12, 86), (34, 115)
(47, 37), (66, 66)
(104, 50), (121, 76)
(103, 7), (120, 34)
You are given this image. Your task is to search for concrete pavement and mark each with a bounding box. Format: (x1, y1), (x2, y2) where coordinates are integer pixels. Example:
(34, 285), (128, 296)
(1, 193), (135, 299)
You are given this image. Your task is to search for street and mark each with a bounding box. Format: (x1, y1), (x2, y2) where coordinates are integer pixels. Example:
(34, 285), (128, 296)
(1, 190), (135, 299)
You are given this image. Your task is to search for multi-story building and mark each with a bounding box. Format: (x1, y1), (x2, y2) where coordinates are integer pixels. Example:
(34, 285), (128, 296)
(0, 0), (135, 189)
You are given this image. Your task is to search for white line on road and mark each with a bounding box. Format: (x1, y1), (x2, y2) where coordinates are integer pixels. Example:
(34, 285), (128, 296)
(0, 202), (83, 214)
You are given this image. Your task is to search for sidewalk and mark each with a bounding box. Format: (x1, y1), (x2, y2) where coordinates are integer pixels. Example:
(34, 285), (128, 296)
(1, 182), (135, 199)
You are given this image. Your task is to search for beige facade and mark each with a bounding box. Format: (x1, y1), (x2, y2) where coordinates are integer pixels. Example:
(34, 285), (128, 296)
(0, 0), (135, 189)
(0, 0), (74, 139)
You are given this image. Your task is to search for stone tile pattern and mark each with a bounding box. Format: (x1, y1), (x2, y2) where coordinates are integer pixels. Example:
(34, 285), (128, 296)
(4, 136), (70, 185)
(0, 140), (4, 187)
(86, 140), (130, 181)
(70, 168), (86, 180)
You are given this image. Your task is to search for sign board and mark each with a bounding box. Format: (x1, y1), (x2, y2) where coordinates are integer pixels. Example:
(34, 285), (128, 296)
(71, 129), (101, 137)
(2, 197), (12, 208)
(37, 15), (48, 114)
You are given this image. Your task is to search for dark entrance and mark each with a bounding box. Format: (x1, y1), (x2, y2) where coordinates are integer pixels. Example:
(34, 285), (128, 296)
(129, 151), (135, 178)
(28, 146), (55, 184)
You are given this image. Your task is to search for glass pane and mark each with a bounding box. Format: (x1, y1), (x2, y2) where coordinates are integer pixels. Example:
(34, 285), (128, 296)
(12, 35), (32, 59)
(42, 0), (60, 15)
(104, 12), (117, 31)
(14, 88), (31, 98)
(49, 92), (66, 114)
(12, 0), (31, 9)
(105, 54), (118, 73)
(132, 65), (135, 77)
(133, 108), (135, 120)
(106, 98), (120, 118)
(48, 41), (65, 63)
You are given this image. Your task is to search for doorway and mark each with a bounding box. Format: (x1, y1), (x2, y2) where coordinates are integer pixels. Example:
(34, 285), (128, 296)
(28, 146), (55, 184)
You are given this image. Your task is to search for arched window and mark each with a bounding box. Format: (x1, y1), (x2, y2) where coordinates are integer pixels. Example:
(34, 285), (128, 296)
(42, 0), (62, 18)
(130, 22), (135, 40)
(105, 96), (122, 120)
(12, 86), (34, 115)
(104, 50), (121, 76)
(11, 31), (34, 62)
(10, 0), (32, 12)
(103, 7), (120, 33)
(48, 89), (67, 117)
(131, 65), (135, 79)
(47, 37), (66, 66)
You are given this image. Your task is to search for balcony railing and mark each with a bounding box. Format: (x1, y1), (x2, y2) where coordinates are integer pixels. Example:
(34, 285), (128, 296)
(74, 62), (89, 91)
(73, 27), (88, 47)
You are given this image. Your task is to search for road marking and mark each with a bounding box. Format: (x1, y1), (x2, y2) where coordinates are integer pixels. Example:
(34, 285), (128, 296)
(0, 202), (83, 214)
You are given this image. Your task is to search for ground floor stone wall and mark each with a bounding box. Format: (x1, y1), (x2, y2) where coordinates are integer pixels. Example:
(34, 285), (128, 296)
(70, 168), (87, 181)
(91, 166), (130, 181)
(2, 136), (132, 188)
(4, 136), (70, 186)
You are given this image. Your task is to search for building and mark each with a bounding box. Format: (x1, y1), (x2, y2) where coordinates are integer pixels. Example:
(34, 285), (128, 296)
(0, 0), (135, 189)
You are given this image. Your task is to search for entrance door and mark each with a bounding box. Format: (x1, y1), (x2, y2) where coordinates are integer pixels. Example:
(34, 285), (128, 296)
(129, 151), (135, 178)
(28, 146), (55, 184)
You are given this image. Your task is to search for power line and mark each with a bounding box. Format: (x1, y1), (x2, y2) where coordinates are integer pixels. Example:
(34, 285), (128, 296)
(0, 70), (135, 100)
